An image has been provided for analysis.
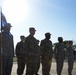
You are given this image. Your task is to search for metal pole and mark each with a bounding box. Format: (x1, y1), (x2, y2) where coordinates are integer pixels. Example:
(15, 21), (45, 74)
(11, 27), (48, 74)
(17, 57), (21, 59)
(0, 7), (2, 75)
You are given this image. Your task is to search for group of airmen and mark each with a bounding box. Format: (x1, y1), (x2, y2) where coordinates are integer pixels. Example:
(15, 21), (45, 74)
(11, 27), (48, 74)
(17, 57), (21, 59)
(0, 22), (75, 75)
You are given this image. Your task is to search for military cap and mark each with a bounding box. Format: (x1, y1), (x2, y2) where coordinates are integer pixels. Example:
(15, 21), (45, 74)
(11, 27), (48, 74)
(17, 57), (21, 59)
(68, 41), (73, 44)
(45, 32), (51, 36)
(4, 23), (12, 28)
(58, 37), (63, 40)
(2, 23), (12, 30)
(29, 27), (36, 31)
(20, 35), (25, 38)
(58, 37), (63, 41)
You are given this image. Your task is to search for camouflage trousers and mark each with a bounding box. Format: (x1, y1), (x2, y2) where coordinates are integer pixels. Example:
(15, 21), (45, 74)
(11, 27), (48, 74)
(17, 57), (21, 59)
(17, 57), (26, 75)
(26, 55), (40, 75)
(68, 57), (74, 75)
(56, 57), (64, 75)
(33, 56), (40, 75)
(0, 56), (1, 75)
(2, 56), (13, 75)
(26, 56), (35, 75)
(41, 57), (52, 75)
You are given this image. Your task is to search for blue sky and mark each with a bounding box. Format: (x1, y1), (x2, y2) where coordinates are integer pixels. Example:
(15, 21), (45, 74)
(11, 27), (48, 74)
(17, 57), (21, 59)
(1, 0), (76, 46)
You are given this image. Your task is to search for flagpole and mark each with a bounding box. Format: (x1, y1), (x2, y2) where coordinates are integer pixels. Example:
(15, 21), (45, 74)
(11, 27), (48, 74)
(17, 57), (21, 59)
(0, 7), (2, 75)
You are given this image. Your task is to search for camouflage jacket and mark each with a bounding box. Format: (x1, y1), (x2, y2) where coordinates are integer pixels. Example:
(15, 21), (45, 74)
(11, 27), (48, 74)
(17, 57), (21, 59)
(40, 38), (53, 58)
(1, 32), (14, 57)
(15, 41), (27, 57)
(66, 46), (74, 58)
(25, 35), (39, 57)
(54, 43), (65, 58)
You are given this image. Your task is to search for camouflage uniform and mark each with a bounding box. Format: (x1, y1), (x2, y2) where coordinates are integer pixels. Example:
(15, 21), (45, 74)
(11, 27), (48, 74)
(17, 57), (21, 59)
(40, 37), (53, 75)
(0, 12), (7, 75)
(66, 42), (74, 75)
(54, 42), (65, 75)
(34, 40), (40, 75)
(25, 35), (39, 75)
(15, 39), (27, 75)
(0, 54), (1, 75)
(1, 31), (14, 75)
(0, 33), (1, 75)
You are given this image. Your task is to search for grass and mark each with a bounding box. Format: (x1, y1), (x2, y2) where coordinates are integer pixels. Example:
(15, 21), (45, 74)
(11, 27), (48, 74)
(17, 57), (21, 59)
(13, 56), (17, 62)
(13, 56), (76, 62)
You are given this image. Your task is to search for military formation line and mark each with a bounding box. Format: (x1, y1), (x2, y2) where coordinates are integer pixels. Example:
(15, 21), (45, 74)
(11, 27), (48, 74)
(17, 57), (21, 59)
(0, 22), (75, 75)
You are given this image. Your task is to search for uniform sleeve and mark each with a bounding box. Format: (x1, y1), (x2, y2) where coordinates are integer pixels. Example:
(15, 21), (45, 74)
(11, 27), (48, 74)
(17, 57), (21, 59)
(15, 43), (20, 57)
(0, 33), (1, 50)
(40, 40), (45, 56)
(25, 37), (29, 56)
(0, 33), (1, 55)
(50, 41), (53, 54)
(54, 44), (58, 58)
(12, 36), (14, 57)
(0, 33), (1, 62)
(54, 45), (57, 54)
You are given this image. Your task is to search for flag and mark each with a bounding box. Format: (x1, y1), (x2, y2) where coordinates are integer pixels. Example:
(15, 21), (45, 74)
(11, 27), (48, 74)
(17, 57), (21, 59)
(1, 12), (7, 31)
(0, 8), (1, 32)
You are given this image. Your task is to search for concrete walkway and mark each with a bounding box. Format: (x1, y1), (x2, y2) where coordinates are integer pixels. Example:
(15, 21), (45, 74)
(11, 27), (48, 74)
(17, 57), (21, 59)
(11, 61), (76, 75)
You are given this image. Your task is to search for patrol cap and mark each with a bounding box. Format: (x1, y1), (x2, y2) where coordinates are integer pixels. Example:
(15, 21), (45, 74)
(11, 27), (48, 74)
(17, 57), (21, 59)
(20, 35), (25, 39)
(68, 41), (73, 44)
(20, 35), (25, 38)
(29, 27), (36, 31)
(45, 32), (51, 36)
(2, 23), (12, 30)
(58, 37), (63, 41)
(58, 37), (63, 40)
(4, 23), (12, 28)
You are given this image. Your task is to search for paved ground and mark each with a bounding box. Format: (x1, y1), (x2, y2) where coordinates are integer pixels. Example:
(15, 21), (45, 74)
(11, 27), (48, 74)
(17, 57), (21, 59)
(11, 61), (76, 75)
